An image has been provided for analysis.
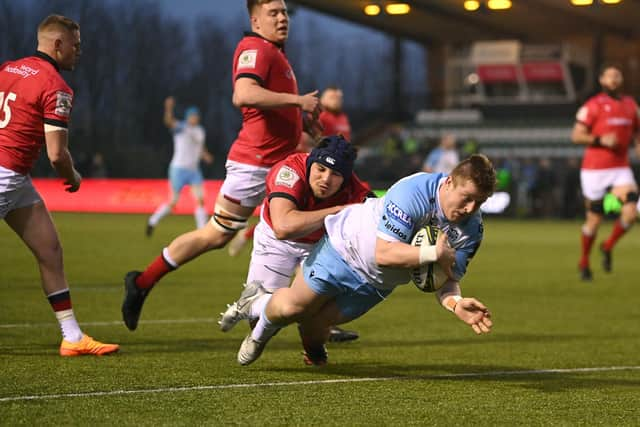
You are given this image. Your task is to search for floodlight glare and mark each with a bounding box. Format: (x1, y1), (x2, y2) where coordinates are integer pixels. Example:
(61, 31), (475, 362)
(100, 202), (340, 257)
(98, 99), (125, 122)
(364, 4), (381, 15)
(600, 0), (622, 4)
(570, 0), (594, 5)
(464, 0), (481, 11)
(385, 3), (411, 15)
(487, 0), (512, 9)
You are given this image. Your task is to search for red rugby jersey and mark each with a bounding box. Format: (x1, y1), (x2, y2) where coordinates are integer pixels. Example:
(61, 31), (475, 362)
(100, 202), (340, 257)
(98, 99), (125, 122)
(319, 110), (351, 142)
(0, 52), (73, 175)
(576, 93), (639, 170)
(229, 32), (301, 168)
(261, 152), (371, 244)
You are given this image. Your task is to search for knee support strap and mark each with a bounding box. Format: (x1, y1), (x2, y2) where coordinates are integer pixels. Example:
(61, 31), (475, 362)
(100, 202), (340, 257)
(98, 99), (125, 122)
(589, 199), (604, 214)
(625, 191), (639, 203)
(211, 204), (248, 234)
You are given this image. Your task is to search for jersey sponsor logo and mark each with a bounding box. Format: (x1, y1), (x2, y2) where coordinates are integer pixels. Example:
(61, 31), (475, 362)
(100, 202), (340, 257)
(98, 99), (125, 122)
(3, 64), (40, 79)
(383, 220), (408, 240)
(606, 117), (632, 126)
(385, 202), (413, 227)
(55, 91), (72, 117)
(441, 223), (470, 248)
(237, 49), (257, 69)
(274, 165), (300, 188)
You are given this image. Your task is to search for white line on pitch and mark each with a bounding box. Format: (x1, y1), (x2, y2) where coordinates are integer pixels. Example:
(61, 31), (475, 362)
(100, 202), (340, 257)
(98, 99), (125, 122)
(0, 318), (217, 329)
(1, 366), (639, 403)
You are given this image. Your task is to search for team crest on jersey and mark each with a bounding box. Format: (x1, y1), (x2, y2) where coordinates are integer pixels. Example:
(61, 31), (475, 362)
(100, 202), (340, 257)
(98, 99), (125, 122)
(275, 165), (300, 188)
(55, 91), (72, 117)
(238, 50), (257, 69)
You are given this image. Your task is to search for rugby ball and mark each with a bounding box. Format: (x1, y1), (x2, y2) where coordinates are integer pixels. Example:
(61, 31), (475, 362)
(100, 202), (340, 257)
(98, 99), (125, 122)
(410, 226), (448, 292)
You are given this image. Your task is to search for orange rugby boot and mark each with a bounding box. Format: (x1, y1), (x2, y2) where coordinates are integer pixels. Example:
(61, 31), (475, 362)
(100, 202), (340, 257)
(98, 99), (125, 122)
(59, 334), (120, 356)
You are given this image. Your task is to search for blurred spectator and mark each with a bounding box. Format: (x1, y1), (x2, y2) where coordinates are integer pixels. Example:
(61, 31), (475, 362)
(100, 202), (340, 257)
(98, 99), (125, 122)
(531, 158), (556, 217)
(562, 157), (581, 218)
(319, 85), (351, 141)
(422, 134), (459, 174)
(90, 152), (108, 178)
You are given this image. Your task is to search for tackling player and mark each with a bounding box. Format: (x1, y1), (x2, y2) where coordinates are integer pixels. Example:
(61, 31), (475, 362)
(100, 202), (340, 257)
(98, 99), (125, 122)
(146, 96), (213, 236)
(0, 15), (119, 356)
(122, 0), (320, 330)
(572, 65), (640, 281)
(236, 155), (496, 366)
(219, 135), (373, 346)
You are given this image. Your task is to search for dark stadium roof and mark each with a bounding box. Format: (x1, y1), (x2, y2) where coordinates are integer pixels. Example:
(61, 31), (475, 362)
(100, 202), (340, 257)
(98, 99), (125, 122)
(291, 0), (640, 44)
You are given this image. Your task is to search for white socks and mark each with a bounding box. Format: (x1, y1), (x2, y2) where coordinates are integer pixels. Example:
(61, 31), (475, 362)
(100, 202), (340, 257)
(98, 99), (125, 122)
(249, 294), (272, 320)
(195, 206), (208, 229)
(55, 309), (83, 343)
(149, 203), (171, 226)
(251, 306), (280, 343)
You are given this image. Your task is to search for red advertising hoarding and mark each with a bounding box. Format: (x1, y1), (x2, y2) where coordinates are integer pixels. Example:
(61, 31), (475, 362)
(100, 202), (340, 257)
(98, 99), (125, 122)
(476, 64), (519, 83)
(521, 62), (564, 82)
(32, 178), (226, 214)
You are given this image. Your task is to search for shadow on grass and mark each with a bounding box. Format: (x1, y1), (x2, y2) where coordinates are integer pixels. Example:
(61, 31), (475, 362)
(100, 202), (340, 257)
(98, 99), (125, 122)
(267, 361), (640, 393)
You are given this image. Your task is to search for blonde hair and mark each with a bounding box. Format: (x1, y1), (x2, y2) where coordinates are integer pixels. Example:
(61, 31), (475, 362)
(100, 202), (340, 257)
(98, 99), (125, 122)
(247, 0), (277, 15)
(37, 14), (79, 35)
(450, 154), (496, 197)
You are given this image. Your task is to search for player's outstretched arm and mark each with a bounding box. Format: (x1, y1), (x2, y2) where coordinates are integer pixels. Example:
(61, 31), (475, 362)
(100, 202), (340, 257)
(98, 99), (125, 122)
(270, 197), (343, 240)
(453, 297), (492, 335)
(163, 96), (177, 129)
(45, 130), (81, 193)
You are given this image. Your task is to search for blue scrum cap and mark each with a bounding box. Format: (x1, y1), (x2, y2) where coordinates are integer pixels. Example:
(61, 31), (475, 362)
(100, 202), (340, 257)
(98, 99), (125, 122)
(306, 135), (356, 182)
(184, 106), (200, 119)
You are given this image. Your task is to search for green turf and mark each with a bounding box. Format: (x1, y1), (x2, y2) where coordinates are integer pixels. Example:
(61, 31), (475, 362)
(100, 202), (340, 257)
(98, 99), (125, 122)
(1, 213), (639, 425)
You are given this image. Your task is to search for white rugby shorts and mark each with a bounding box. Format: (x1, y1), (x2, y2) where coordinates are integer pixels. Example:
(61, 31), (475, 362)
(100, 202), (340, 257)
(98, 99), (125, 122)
(0, 167), (42, 219)
(245, 221), (314, 291)
(580, 167), (637, 201)
(219, 160), (271, 208)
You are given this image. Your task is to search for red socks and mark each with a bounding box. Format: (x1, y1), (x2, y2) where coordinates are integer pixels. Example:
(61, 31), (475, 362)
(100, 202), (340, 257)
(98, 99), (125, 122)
(136, 253), (176, 289)
(579, 231), (595, 269)
(602, 219), (629, 252)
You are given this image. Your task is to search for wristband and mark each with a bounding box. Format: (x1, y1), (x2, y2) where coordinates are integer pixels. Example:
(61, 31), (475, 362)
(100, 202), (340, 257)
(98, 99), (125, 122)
(444, 295), (462, 313)
(592, 136), (601, 146)
(418, 244), (437, 265)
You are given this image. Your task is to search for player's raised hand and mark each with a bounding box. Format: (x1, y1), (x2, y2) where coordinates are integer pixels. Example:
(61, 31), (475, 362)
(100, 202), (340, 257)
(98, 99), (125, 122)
(164, 96), (175, 110)
(64, 169), (82, 193)
(298, 90), (319, 113)
(454, 297), (492, 334)
(435, 231), (455, 278)
(303, 110), (323, 140)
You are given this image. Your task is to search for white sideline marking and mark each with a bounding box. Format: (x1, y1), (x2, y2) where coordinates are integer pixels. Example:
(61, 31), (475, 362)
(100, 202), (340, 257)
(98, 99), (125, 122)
(0, 318), (217, 329)
(1, 366), (639, 403)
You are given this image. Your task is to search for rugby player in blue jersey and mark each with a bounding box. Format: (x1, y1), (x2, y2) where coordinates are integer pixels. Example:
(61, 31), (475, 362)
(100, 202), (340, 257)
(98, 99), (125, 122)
(236, 154), (496, 366)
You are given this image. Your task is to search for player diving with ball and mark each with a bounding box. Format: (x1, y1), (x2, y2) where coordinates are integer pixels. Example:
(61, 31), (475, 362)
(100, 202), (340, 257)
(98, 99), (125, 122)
(236, 154), (496, 366)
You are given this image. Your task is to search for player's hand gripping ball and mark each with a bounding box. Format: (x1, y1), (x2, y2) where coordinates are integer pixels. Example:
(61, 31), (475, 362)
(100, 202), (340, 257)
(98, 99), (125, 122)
(410, 226), (449, 292)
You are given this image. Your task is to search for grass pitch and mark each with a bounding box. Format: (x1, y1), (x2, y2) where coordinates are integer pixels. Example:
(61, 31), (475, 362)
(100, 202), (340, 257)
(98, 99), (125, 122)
(1, 213), (640, 425)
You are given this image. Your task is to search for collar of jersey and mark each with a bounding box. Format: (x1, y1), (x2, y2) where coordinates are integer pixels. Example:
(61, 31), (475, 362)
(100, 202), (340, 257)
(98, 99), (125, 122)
(435, 176), (446, 223)
(244, 31), (284, 50)
(34, 51), (60, 72)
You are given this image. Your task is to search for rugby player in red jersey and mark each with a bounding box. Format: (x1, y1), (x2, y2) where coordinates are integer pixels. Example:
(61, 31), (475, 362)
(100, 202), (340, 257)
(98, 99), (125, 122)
(0, 15), (119, 356)
(122, 0), (321, 331)
(219, 135), (373, 358)
(319, 85), (351, 142)
(572, 65), (640, 281)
